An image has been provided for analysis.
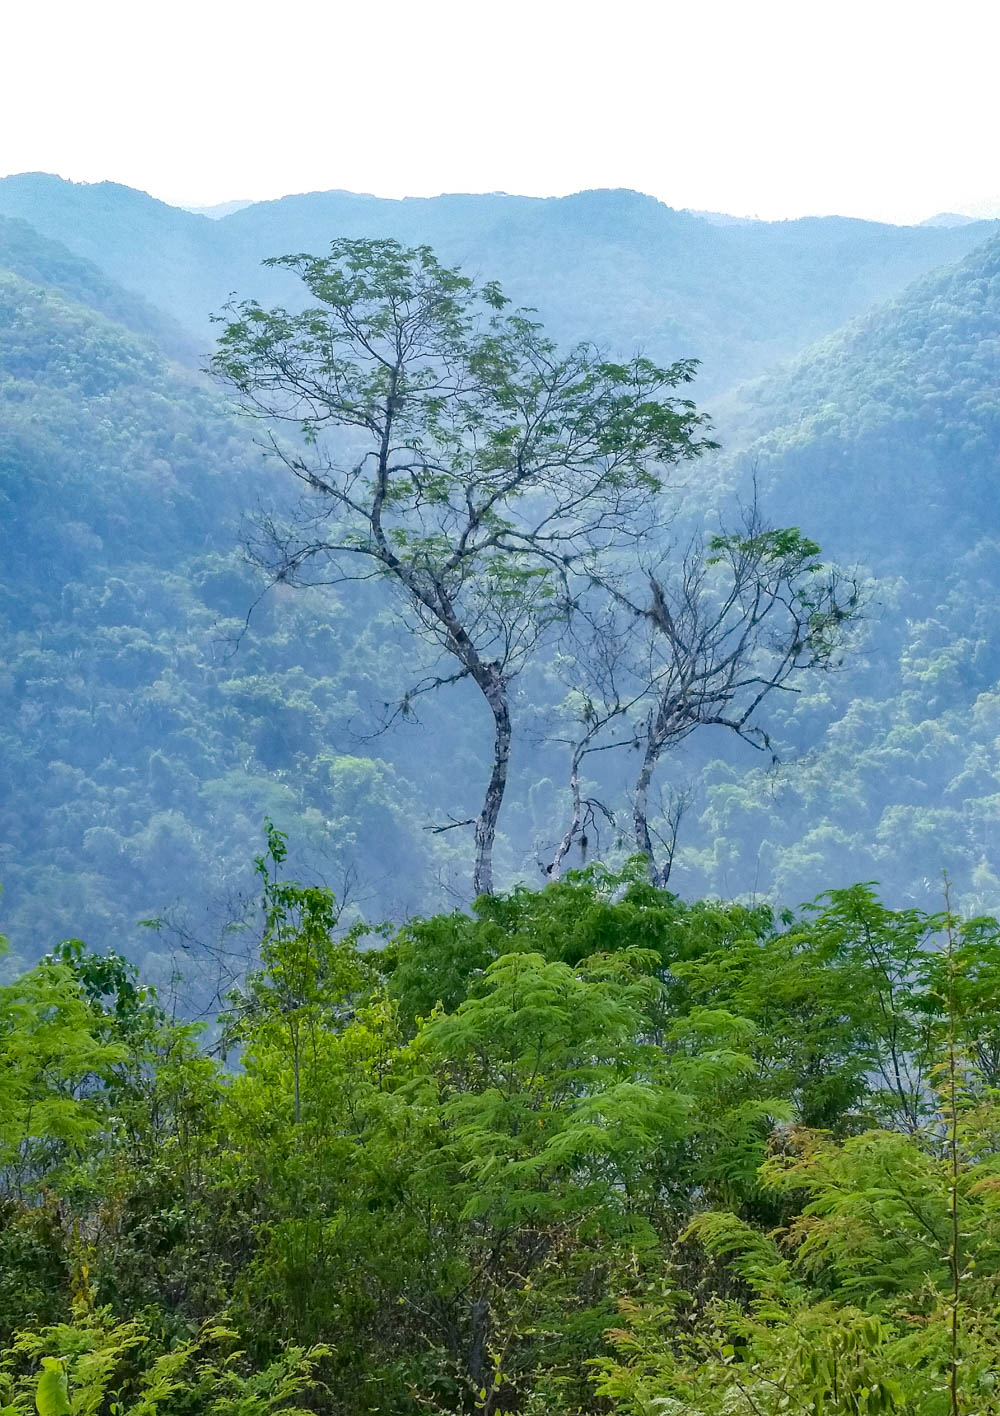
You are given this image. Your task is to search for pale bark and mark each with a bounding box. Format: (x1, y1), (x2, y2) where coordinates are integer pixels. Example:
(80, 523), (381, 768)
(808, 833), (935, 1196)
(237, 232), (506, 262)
(632, 745), (660, 883)
(472, 663), (511, 897)
(550, 747), (585, 880)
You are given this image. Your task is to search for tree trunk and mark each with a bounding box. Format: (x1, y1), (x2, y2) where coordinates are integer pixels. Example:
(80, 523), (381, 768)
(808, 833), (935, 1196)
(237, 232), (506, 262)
(633, 695), (685, 889)
(632, 741), (660, 885)
(466, 1293), (491, 1409)
(472, 666), (511, 897)
(633, 730), (677, 889)
(549, 747), (583, 880)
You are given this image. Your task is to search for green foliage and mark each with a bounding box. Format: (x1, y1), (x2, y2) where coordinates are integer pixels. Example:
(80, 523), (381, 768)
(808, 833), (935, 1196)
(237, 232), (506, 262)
(0, 950), (123, 1193)
(222, 821), (378, 1122)
(595, 1086), (1000, 1413)
(7, 189), (1000, 1409)
(0, 1313), (327, 1416)
(7, 837), (1000, 1412)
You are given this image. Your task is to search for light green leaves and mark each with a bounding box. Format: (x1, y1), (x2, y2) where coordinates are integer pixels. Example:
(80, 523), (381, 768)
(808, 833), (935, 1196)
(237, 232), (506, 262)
(0, 959), (124, 1189)
(34, 1361), (69, 1416)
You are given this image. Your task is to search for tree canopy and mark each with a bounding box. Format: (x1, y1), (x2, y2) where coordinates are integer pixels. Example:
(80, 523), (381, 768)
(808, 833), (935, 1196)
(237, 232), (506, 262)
(2, 850), (1000, 1413)
(212, 237), (716, 893)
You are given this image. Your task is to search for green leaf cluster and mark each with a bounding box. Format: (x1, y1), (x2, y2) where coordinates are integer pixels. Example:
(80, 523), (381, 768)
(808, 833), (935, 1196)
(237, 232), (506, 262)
(3, 845), (999, 1411)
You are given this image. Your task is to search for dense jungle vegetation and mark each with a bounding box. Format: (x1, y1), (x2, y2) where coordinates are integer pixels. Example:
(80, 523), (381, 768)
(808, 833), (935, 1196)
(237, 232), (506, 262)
(3, 834), (1000, 1413)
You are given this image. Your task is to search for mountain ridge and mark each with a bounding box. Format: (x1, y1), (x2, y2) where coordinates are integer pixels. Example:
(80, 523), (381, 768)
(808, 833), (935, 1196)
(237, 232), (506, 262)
(2, 195), (1000, 955)
(1, 173), (996, 397)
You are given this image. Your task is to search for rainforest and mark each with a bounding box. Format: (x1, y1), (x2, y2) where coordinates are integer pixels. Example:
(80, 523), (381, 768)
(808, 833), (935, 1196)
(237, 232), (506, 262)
(2, 173), (1000, 1412)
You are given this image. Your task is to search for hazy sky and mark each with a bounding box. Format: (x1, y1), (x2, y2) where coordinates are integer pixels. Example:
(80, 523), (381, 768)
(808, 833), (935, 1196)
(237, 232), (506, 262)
(3, 0), (998, 223)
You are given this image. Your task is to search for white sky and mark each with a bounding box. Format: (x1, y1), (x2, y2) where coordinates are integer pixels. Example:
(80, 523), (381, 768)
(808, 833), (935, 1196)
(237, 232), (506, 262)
(2, 0), (998, 223)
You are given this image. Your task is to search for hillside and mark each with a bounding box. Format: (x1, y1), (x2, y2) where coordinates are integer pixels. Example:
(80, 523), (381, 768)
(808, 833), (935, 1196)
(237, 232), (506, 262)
(3, 207), (1000, 964)
(0, 248), (456, 968)
(713, 232), (1000, 564)
(0, 176), (224, 352)
(0, 214), (196, 358)
(664, 233), (1000, 910)
(0, 173), (996, 396)
(1, 231), (583, 968)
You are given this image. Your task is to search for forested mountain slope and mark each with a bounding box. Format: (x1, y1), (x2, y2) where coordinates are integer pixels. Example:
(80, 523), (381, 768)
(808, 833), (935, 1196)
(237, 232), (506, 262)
(0, 214), (196, 357)
(0, 178), (224, 350)
(0, 173), (995, 395)
(666, 234), (1000, 911)
(0, 248), (465, 969)
(715, 232), (1000, 564)
(3, 208), (1000, 964)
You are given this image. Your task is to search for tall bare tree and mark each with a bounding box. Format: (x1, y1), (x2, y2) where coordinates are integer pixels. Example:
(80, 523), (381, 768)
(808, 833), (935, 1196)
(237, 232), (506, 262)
(547, 502), (860, 885)
(212, 239), (715, 896)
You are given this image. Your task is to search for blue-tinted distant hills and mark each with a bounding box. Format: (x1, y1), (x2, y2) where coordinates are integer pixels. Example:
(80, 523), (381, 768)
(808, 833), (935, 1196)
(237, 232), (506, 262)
(920, 212), (979, 228)
(0, 223), (454, 962)
(184, 199), (254, 219)
(3, 182), (1000, 959)
(0, 172), (996, 395)
(670, 231), (1000, 909)
(713, 231), (1000, 567)
(0, 212), (197, 359)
